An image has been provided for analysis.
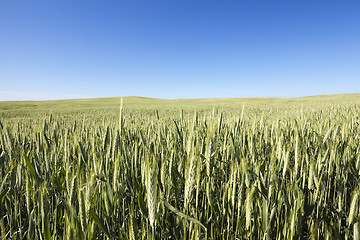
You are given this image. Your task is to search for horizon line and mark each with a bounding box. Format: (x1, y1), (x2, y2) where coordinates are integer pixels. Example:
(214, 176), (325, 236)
(0, 93), (359, 103)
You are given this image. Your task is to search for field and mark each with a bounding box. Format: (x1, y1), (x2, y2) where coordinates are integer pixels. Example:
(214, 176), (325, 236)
(1, 93), (360, 239)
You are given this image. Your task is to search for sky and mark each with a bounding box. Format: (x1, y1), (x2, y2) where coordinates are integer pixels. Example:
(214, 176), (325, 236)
(1, 0), (360, 100)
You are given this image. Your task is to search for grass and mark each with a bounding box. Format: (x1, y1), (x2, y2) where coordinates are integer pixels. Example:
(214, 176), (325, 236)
(0, 93), (360, 239)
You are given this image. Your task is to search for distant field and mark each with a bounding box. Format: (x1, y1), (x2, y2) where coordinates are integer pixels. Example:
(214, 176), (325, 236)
(1, 93), (359, 111)
(1, 93), (360, 239)
(1, 93), (359, 121)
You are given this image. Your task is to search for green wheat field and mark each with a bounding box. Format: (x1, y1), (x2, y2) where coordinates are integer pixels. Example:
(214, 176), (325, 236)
(1, 93), (360, 239)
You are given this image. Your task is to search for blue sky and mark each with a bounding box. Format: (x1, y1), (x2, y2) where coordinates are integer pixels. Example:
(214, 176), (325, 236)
(1, 0), (359, 100)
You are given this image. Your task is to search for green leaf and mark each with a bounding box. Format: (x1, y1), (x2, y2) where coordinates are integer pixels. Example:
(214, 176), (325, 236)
(43, 214), (51, 240)
(23, 153), (39, 185)
(162, 198), (207, 231)
(90, 208), (110, 238)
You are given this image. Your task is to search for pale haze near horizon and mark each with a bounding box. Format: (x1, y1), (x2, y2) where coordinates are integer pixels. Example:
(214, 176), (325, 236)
(1, 1), (360, 101)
